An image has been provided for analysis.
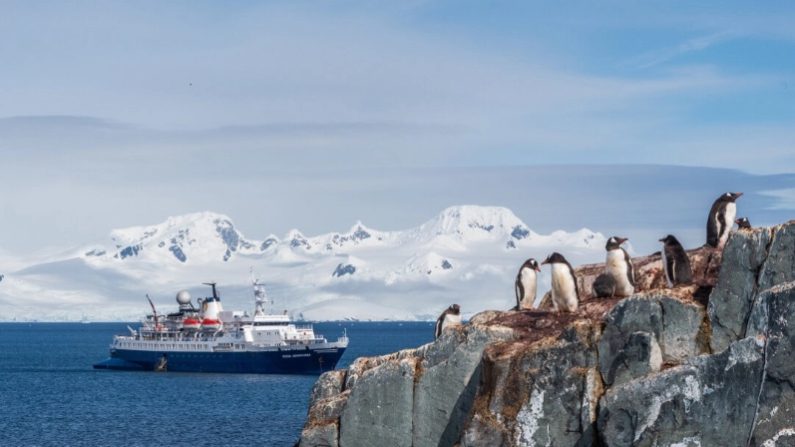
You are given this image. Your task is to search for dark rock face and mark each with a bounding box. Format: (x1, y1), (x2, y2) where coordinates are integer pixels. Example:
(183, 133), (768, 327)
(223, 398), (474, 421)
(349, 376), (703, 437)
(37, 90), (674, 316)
(746, 283), (795, 446)
(708, 227), (774, 353)
(329, 226), (372, 248)
(511, 226), (530, 240)
(118, 244), (142, 259)
(598, 294), (707, 387)
(214, 218), (240, 254)
(299, 321), (514, 447)
(605, 331), (662, 387)
(599, 336), (764, 447)
(462, 322), (602, 446)
(709, 222), (795, 353)
(332, 264), (356, 277)
(298, 222), (795, 447)
(169, 244), (187, 263)
(260, 237), (278, 251)
(339, 358), (417, 447)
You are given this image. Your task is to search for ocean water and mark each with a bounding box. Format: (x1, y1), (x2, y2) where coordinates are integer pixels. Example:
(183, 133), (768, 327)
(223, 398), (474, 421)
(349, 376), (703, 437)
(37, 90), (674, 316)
(0, 322), (434, 447)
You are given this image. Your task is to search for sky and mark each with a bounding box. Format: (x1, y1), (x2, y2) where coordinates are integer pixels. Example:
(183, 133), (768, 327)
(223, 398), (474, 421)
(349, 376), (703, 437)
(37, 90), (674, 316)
(1, 1), (795, 253)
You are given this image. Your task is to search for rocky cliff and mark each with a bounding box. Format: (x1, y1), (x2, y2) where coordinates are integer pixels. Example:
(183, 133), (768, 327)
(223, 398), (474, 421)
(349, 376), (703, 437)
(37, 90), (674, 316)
(298, 222), (795, 447)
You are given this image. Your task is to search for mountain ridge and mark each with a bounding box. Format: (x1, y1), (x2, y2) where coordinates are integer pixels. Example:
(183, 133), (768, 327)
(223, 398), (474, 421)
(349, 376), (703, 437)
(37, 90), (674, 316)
(0, 205), (607, 322)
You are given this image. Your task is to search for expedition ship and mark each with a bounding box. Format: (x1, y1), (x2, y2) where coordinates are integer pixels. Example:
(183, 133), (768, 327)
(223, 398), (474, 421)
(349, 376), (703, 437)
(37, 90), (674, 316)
(93, 282), (348, 374)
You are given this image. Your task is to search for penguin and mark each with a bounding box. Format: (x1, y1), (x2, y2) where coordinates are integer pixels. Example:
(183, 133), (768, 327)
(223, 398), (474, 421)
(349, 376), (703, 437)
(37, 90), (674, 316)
(541, 252), (579, 312)
(707, 192), (743, 248)
(659, 235), (692, 287)
(515, 258), (540, 310)
(593, 273), (617, 298)
(736, 217), (752, 230)
(604, 236), (635, 297)
(435, 304), (462, 339)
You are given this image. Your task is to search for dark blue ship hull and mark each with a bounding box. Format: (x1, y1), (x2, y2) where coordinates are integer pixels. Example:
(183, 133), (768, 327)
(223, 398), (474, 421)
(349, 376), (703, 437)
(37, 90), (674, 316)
(94, 346), (346, 374)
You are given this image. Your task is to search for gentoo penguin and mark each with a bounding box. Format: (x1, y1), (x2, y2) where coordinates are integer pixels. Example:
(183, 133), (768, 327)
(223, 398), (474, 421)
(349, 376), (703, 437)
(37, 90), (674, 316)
(593, 273), (617, 298)
(604, 236), (635, 297)
(736, 217), (752, 230)
(515, 258), (540, 310)
(707, 192), (743, 248)
(435, 304), (462, 339)
(659, 235), (692, 287)
(541, 252), (579, 312)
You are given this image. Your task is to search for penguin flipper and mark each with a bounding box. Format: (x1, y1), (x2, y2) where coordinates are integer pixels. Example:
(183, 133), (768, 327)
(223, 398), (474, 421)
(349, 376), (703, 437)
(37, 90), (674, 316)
(567, 263), (580, 300)
(706, 201), (722, 247)
(515, 279), (524, 309)
(679, 255), (693, 284)
(434, 314), (443, 339)
(623, 248), (635, 287)
(716, 211), (727, 244)
(665, 249), (676, 284)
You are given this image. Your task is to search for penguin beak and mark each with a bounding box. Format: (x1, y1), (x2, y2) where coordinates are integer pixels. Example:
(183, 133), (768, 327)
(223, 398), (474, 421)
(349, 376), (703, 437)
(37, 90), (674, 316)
(534, 265), (541, 272)
(616, 237), (628, 245)
(735, 192), (744, 198)
(658, 237), (665, 242)
(540, 259), (549, 266)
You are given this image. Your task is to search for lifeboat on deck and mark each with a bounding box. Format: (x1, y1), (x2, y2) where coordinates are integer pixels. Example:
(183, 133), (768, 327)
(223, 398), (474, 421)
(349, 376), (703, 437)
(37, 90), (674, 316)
(201, 318), (222, 331)
(182, 318), (201, 330)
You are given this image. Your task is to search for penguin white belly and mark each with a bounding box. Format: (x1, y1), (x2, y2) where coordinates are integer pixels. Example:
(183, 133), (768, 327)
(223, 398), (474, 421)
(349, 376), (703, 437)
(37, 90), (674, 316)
(606, 250), (634, 296)
(551, 264), (578, 312)
(661, 249), (673, 288)
(518, 269), (537, 309)
(441, 313), (462, 333)
(720, 203), (737, 246)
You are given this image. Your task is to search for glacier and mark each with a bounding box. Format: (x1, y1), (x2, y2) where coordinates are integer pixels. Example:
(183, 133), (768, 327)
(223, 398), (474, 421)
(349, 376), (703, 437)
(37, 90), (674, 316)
(0, 205), (608, 322)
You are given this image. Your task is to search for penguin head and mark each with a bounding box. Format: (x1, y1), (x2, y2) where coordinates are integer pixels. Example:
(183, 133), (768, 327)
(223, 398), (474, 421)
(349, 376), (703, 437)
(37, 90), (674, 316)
(541, 252), (567, 265)
(736, 217), (752, 229)
(719, 192), (743, 202)
(523, 258), (541, 272)
(659, 234), (679, 246)
(448, 304), (461, 315)
(606, 236), (628, 251)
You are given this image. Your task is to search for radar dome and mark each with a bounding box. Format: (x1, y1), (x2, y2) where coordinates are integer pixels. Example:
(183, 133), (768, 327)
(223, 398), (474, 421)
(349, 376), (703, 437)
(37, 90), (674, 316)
(176, 290), (192, 305)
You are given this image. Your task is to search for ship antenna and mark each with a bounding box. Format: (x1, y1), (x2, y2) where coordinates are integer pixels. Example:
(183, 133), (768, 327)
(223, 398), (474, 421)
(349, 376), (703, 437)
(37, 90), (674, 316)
(251, 275), (269, 317)
(146, 294), (159, 327)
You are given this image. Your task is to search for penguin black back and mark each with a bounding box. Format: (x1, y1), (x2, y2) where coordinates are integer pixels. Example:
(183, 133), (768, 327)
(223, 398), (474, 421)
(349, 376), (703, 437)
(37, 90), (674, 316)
(660, 235), (692, 286)
(593, 273), (617, 298)
(736, 217), (752, 230)
(706, 192), (743, 247)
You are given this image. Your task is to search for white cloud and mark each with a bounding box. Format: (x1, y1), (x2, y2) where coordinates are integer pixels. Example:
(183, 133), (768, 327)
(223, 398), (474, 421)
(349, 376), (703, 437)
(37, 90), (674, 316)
(628, 31), (738, 69)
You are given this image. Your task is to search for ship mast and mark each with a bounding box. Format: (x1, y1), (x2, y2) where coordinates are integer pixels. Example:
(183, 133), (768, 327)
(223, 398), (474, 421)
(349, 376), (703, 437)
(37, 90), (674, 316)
(251, 269), (272, 317)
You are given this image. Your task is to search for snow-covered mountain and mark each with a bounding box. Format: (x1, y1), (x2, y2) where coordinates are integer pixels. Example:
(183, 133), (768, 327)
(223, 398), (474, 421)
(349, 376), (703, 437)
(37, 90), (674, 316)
(94, 211), (264, 263)
(0, 205), (608, 321)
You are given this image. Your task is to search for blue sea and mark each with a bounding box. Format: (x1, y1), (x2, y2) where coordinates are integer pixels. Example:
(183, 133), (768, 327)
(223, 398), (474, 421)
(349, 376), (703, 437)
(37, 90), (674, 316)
(0, 322), (434, 447)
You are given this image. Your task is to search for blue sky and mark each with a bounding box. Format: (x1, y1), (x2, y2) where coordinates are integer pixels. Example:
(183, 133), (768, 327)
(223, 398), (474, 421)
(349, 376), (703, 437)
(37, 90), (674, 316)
(1, 1), (794, 252)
